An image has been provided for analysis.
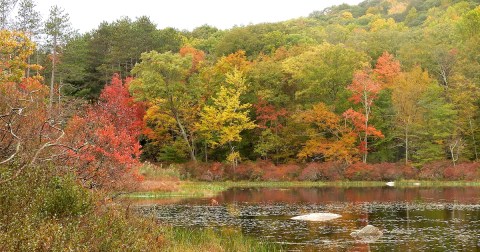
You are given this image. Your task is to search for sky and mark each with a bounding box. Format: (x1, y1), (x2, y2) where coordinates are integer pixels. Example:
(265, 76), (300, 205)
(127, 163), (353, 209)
(32, 0), (363, 33)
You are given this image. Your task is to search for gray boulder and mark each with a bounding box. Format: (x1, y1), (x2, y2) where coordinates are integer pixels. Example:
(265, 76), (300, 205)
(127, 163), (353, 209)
(350, 225), (383, 242)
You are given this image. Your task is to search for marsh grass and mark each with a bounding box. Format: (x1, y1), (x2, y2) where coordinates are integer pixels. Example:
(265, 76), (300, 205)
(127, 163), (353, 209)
(162, 226), (282, 252)
(127, 180), (480, 199)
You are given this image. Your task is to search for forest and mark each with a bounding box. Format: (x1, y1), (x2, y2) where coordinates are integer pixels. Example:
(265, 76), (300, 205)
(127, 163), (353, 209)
(1, 0), (480, 250)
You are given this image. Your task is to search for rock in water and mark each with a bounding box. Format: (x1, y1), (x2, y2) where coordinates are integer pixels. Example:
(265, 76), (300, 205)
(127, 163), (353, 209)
(291, 213), (341, 221)
(350, 225), (383, 242)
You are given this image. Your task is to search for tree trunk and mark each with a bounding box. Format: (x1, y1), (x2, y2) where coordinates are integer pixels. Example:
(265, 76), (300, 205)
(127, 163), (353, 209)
(405, 124), (409, 165)
(49, 37), (57, 111)
(173, 111), (196, 162)
(470, 118), (478, 162)
(363, 89), (369, 163)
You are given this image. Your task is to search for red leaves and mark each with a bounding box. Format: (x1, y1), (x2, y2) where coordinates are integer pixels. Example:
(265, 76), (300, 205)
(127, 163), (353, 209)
(254, 97), (287, 130)
(343, 68), (384, 159)
(65, 74), (145, 189)
(343, 109), (384, 139)
(347, 69), (382, 106)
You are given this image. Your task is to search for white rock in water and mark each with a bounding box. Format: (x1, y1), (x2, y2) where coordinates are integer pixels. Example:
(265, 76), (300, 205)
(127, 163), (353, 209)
(386, 181), (395, 187)
(291, 213), (341, 221)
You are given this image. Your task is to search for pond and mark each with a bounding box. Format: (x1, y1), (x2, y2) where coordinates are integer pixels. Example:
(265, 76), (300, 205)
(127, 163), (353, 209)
(135, 186), (480, 251)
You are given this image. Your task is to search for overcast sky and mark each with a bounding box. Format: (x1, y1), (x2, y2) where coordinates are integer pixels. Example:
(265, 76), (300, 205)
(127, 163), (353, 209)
(32, 0), (363, 33)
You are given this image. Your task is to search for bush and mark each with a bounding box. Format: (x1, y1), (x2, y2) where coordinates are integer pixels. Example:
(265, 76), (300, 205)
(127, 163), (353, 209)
(199, 162), (225, 181)
(419, 161), (451, 180)
(345, 162), (379, 181)
(40, 176), (92, 218)
(298, 162), (345, 181)
(443, 162), (480, 181)
(262, 163), (301, 181)
(233, 161), (264, 180)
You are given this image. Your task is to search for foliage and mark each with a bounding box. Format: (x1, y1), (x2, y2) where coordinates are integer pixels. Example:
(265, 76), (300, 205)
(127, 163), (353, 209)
(297, 103), (359, 163)
(64, 74), (145, 190)
(0, 30), (39, 82)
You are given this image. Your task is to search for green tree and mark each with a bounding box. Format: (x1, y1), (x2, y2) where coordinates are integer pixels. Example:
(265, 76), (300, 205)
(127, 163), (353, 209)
(14, 0), (42, 78)
(131, 51), (199, 162)
(45, 5), (73, 110)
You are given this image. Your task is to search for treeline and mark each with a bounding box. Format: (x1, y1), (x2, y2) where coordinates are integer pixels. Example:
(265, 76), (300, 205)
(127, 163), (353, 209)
(3, 0), (480, 168)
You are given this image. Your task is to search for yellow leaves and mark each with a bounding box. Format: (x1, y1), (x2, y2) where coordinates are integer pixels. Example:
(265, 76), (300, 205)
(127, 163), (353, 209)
(369, 18), (405, 32)
(197, 70), (256, 148)
(0, 30), (36, 83)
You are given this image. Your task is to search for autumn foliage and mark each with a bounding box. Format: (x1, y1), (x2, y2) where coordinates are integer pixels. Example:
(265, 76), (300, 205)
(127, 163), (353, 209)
(64, 74), (145, 189)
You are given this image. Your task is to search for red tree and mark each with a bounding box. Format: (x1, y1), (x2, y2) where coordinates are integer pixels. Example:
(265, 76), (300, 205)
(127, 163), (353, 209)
(254, 97), (287, 131)
(374, 51), (401, 88)
(65, 74), (145, 189)
(343, 69), (384, 163)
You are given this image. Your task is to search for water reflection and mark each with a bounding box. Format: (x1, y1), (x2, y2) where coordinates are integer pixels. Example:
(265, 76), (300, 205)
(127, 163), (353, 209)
(136, 187), (480, 251)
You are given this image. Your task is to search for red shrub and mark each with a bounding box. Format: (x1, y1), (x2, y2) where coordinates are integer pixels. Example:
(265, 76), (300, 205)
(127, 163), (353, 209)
(199, 162), (225, 181)
(262, 163), (301, 181)
(232, 161), (264, 180)
(345, 162), (380, 181)
(181, 162), (227, 181)
(400, 164), (417, 179)
(444, 162), (480, 181)
(419, 161), (451, 180)
(298, 162), (345, 181)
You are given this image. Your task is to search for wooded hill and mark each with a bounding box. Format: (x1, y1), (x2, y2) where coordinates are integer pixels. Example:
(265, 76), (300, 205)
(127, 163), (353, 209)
(4, 0), (480, 167)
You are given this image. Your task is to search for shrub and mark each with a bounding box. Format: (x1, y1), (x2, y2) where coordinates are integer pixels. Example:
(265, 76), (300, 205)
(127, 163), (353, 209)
(233, 161), (264, 180)
(298, 162), (345, 181)
(40, 176), (92, 218)
(443, 162), (480, 181)
(419, 161), (451, 180)
(199, 162), (225, 181)
(345, 162), (379, 181)
(400, 164), (417, 179)
(262, 163), (301, 181)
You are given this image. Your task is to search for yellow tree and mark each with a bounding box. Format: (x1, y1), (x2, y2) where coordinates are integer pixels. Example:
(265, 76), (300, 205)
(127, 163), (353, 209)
(391, 66), (432, 164)
(196, 70), (256, 170)
(0, 30), (39, 83)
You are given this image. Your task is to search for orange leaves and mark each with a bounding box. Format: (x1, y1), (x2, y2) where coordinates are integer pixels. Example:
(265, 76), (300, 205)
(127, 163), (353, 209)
(374, 51), (401, 88)
(297, 103), (359, 163)
(180, 46), (205, 71)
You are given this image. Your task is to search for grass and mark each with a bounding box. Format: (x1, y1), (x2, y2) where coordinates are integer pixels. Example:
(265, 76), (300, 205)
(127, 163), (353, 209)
(127, 180), (480, 199)
(160, 226), (282, 252)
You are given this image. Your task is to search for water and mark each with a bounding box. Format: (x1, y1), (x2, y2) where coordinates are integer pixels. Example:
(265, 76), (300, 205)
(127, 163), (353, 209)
(135, 187), (480, 251)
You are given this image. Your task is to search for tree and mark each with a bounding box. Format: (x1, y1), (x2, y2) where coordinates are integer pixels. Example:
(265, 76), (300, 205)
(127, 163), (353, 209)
(253, 97), (287, 160)
(297, 103), (359, 163)
(14, 0), (41, 38)
(391, 66), (432, 164)
(45, 5), (72, 110)
(0, 30), (37, 83)
(14, 0), (42, 78)
(131, 51), (199, 161)
(0, 0), (17, 29)
(64, 74), (145, 189)
(343, 68), (384, 163)
(282, 43), (368, 106)
(196, 70), (256, 169)
(374, 51), (401, 88)
(0, 31), (66, 184)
